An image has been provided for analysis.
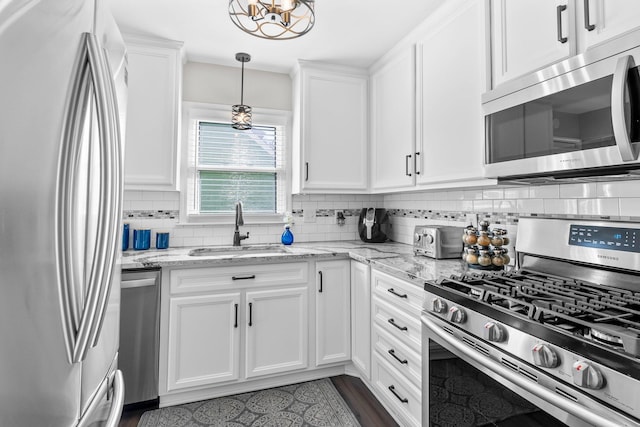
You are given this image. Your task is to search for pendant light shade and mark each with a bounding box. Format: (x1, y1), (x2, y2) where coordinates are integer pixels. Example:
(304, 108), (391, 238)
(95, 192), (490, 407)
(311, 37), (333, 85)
(232, 52), (252, 130)
(228, 0), (315, 40)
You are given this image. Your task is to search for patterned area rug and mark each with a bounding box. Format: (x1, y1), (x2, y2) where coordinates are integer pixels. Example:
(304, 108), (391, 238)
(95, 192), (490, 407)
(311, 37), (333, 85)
(138, 378), (360, 427)
(430, 358), (541, 427)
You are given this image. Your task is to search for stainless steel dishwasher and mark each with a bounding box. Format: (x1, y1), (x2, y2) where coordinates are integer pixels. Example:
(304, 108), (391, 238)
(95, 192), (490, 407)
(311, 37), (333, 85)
(120, 268), (160, 406)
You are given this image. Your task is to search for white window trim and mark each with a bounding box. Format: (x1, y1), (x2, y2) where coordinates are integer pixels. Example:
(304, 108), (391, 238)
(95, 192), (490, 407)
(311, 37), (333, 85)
(180, 102), (292, 225)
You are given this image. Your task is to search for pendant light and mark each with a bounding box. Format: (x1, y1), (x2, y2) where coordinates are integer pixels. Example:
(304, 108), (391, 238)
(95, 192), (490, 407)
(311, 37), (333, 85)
(228, 0), (315, 40)
(232, 52), (252, 130)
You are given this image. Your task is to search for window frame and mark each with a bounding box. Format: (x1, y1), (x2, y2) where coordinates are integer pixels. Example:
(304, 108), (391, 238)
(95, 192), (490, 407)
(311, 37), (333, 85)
(180, 102), (292, 225)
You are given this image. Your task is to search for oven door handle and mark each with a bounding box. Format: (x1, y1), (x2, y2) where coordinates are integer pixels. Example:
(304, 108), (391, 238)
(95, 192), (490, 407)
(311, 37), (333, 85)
(422, 315), (635, 427)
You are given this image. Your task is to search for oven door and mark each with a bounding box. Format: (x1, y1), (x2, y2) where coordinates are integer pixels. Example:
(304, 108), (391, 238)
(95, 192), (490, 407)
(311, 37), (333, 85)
(421, 313), (639, 427)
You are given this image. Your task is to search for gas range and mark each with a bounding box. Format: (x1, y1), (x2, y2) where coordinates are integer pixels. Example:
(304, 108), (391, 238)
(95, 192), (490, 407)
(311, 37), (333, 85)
(422, 217), (640, 427)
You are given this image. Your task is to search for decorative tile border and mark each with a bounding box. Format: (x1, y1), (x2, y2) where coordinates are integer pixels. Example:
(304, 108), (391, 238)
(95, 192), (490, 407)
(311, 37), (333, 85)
(123, 210), (178, 219)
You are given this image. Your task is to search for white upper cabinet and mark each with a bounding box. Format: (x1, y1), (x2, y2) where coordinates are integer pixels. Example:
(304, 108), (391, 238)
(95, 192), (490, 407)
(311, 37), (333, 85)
(291, 61), (368, 194)
(581, 0), (640, 49)
(491, 0), (640, 87)
(416, 0), (488, 185)
(123, 34), (183, 190)
(370, 47), (416, 191)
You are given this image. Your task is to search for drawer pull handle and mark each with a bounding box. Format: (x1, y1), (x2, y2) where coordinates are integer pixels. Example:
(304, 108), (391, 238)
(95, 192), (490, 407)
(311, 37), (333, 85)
(388, 288), (408, 299)
(248, 302), (253, 327)
(557, 4), (568, 43)
(232, 274), (256, 281)
(318, 270), (323, 293)
(234, 303), (238, 328)
(388, 318), (408, 331)
(388, 385), (409, 404)
(388, 349), (408, 365)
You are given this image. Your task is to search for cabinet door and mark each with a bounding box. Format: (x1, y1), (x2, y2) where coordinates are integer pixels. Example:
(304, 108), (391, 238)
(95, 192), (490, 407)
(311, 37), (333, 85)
(167, 293), (240, 391)
(417, 0), (486, 185)
(491, 0), (574, 87)
(245, 287), (308, 378)
(315, 260), (351, 366)
(123, 36), (182, 190)
(370, 47), (416, 191)
(581, 0), (640, 49)
(350, 260), (371, 378)
(296, 66), (368, 193)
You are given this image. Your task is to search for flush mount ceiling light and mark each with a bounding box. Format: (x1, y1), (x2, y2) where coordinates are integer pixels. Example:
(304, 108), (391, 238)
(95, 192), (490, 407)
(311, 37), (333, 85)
(228, 0), (315, 40)
(232, 52), (252, 130)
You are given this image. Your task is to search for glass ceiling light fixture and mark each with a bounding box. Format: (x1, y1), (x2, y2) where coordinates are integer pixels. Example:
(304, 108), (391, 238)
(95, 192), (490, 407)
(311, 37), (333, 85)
(232, 52), (252, 130)
(228, 0), (315, 40)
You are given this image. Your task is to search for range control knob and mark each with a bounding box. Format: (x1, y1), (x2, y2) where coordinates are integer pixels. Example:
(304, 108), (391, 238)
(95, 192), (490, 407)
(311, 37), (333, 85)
(483, 322), (507, 342)
(425, 234), (435, 244)
(447, 306), (466, 324)
(572, 361), (605, 390)
(414, 233), (422, 243)
(431, 298), (448, 314)
(532, 343), (559, 368)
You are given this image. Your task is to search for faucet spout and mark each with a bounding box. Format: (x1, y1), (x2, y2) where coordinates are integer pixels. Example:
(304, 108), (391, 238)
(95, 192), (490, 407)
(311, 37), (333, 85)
(233, 201), (249, 246)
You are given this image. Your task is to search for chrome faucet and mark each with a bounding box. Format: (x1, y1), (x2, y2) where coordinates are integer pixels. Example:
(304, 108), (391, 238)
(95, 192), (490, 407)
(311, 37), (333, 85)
(233, 201), (249, 246)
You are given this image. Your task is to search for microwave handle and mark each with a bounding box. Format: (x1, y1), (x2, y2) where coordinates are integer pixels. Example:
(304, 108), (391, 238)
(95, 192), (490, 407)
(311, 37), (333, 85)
(611, 55), (637, 162)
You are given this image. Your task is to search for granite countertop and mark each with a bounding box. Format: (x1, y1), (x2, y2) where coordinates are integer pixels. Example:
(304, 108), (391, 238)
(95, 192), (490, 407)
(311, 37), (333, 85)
(122, 240), (467, 286)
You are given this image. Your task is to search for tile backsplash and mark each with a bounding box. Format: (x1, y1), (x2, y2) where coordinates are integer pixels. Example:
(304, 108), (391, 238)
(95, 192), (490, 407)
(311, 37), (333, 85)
(122, 180), (640, 249)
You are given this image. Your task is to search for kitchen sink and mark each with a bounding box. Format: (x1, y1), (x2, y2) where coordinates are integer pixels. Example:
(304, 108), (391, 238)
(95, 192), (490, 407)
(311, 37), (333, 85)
(188, 245), (290, 257)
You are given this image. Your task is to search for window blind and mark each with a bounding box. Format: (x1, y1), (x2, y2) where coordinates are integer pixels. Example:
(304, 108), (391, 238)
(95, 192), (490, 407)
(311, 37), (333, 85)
(196, 121), (285, 214)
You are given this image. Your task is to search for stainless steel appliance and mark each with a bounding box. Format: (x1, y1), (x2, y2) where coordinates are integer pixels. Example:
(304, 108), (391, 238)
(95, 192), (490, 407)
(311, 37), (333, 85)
(0, 1), (127, 425)
(413, 225), (463, 259)
(120, 268), (160, 405)
(483, 31), (640, 183)
(422, 217), (640, 427)
(358, 208), (389, 243)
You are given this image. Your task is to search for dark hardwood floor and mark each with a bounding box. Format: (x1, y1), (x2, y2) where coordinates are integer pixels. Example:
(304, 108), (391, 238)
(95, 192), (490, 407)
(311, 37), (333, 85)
(118, 375), (398, 427)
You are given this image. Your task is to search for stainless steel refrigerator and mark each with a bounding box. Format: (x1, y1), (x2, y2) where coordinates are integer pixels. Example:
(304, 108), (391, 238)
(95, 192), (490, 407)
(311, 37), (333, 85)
(0, 0), (127, 425)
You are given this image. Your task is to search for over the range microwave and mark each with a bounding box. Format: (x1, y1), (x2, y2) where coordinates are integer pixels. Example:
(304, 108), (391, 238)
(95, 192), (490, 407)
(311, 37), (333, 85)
(483, 31), (640, 182)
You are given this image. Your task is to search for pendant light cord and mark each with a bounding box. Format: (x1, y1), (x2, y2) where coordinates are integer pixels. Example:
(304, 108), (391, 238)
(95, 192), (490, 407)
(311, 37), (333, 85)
(240, 60), (245, 106)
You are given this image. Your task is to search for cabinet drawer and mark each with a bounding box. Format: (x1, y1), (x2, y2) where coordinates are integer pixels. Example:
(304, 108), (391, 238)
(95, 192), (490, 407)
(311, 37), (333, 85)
(372, 269), (423, 316)
(372, 295), (421, 353)
(170, 262), (308, 294)
(373, 324), (421, 388)
(373, 353), (421, 427)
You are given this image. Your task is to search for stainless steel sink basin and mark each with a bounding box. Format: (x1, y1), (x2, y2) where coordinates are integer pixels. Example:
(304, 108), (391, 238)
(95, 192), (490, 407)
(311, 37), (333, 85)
(188, 245), (290, 257)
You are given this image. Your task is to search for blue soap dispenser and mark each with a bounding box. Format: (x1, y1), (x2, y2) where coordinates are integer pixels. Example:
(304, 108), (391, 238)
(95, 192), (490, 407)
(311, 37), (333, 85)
(281, 224), (294, 245)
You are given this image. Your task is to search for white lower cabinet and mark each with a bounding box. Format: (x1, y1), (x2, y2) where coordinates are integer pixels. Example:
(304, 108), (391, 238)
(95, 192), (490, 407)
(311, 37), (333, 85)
(167, 292), (241, 391)
(372, 354), (422, 427)
(245, 287), (308, 378)
(315, 260), (351, 366)
(350, 260), (371, 379)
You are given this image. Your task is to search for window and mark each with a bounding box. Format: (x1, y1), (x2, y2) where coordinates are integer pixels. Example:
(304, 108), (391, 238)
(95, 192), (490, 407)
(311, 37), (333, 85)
(182, 103), (289, 222)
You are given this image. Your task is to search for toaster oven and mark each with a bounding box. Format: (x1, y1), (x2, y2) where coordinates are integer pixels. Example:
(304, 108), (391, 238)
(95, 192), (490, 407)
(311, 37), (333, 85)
(413, 225), (464, 259)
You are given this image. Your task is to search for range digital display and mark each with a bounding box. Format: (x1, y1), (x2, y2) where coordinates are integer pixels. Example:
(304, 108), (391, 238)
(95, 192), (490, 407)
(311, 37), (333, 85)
(569, 224), (640, 253)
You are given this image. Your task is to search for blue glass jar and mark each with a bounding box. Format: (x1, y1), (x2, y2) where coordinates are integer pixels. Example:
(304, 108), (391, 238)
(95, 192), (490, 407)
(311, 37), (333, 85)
(133, 229), (151, 250)
(156, 232), (170, 249)
(122, 223), (130, 251)
(281, 225), (294, 245)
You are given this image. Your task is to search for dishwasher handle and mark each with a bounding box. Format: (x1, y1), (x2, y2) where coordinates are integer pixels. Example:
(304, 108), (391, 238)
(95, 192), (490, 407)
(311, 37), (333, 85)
(121, 278), (157, 289)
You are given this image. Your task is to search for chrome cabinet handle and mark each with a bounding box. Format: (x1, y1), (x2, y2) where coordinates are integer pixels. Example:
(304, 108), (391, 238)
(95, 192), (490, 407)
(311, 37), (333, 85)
(557, 5), (568, 43)
(248, 302), (253, 326)
(388, 349), (408, 365)
(318, 270), (323, 293)
(388, 385), (409, 403)
(388, 318), (408, 331)
(414, 151), (420, 175)
(305, 162), (309, 181)
(405, 154), (412, 177)
(612, 55), (639, 162)
(388, 288), (408, 299)
(583, 0), (595, 31)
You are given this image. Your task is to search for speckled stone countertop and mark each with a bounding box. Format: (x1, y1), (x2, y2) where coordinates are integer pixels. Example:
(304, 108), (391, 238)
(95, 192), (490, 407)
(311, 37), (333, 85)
(122, 240), (467, 286)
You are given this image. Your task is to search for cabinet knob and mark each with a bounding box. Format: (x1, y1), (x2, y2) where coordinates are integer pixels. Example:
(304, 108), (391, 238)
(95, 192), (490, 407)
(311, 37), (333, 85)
(483, 322), (507, 342)
(532, 343), (559, 368)
(572, 361), (604, 390)
(447, 306), (466, 324)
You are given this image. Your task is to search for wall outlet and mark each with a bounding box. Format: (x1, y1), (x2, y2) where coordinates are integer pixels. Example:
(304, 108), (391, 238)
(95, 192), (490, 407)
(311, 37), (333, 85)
(335, 210), (345, 226)
(465, 213), (478, 227)
(303, 208), (316, 223)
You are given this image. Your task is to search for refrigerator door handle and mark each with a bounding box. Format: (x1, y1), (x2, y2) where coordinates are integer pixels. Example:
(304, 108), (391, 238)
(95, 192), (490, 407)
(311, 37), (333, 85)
(88, 36), (123, 349)
(105, 370), (125, 427)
